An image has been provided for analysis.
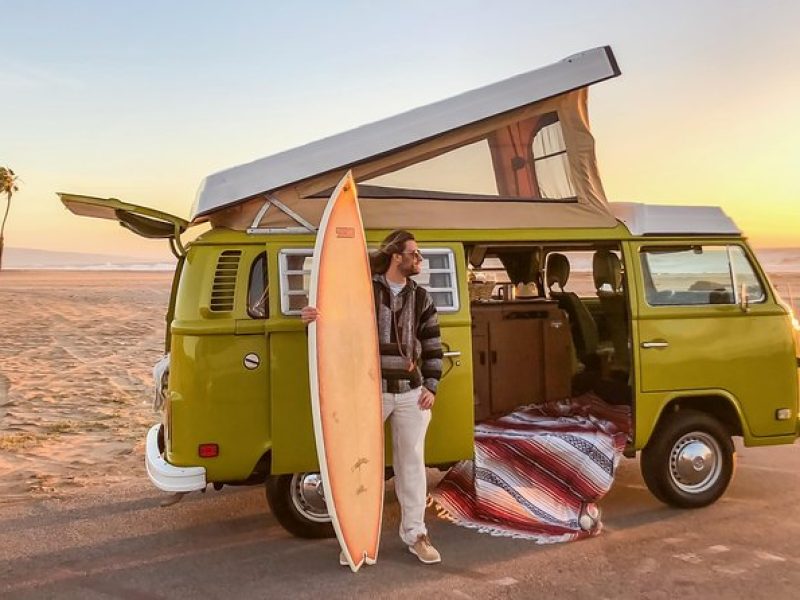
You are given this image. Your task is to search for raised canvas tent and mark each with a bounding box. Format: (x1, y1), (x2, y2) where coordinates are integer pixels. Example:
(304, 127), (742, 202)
(193, 46), (622, 232)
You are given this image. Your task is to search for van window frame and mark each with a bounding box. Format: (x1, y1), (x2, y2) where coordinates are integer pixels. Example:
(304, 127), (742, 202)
(638, 243), (767, 308)
(410, 247), (460, 313)
(279, 249), (313, 315)
(277, 246), (461, 316)
(246, 251), (270, 319)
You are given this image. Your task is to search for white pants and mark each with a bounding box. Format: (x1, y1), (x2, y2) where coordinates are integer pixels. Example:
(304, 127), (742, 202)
(383, 387), (432, 546)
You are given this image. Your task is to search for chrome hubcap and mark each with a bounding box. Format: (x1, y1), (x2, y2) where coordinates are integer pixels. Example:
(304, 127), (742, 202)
(669, 432), (721, 493)
(290, 473), (331, 523)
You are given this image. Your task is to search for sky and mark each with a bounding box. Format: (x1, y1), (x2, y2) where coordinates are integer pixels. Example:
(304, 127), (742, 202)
(1, 0), (798, 261)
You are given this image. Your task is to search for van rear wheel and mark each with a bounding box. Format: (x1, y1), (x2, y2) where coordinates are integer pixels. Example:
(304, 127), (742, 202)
(265, 473), (335, 539)
(641, 410), (735, 508)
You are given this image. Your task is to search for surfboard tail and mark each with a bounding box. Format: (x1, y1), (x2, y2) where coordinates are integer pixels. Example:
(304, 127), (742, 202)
(343, 549), (378, 573)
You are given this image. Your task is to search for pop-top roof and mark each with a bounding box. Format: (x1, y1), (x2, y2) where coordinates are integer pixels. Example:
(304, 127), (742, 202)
(192, 46), (620, 221)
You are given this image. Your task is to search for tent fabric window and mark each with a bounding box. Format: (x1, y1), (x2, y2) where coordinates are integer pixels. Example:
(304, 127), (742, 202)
(366, 141), (499, 197)
(362, 112), (577, 203)
(531, 114), (576, 200)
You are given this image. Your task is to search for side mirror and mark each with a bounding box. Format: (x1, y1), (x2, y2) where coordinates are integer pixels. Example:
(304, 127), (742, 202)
(739, 283), (750, 313)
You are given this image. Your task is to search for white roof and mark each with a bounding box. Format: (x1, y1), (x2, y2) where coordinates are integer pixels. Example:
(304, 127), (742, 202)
(192, 46), (620, 220)
(609, 202), (741, 236)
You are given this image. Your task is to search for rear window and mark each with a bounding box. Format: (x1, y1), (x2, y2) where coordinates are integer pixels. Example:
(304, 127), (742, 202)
(247, 252), (269, 318)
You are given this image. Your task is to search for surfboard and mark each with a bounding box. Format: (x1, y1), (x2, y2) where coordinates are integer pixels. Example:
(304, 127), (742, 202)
(308, 171), (384, 572)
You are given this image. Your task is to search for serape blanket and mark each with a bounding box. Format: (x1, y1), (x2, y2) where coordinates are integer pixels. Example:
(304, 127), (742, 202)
(431, 394), (630, 543)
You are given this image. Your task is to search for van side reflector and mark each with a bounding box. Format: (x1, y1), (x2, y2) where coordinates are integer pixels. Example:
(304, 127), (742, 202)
(199, 443), (219, 458)
(775, 409), (792, 421)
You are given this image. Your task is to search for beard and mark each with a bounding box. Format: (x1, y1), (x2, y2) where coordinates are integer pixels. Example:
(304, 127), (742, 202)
(399, 261), (421, 277)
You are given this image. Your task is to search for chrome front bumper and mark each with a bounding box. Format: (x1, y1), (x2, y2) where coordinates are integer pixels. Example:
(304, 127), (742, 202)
(145, 424), (206, 493)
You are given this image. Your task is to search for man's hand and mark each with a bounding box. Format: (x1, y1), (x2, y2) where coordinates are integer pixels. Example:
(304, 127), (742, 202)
(418, 387), (435, 410)
(301, 306), (320, 325)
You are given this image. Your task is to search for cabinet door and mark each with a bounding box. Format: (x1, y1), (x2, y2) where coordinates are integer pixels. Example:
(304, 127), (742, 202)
(471, 321), (491, 422)
(543, 312), (573, 402)
(490, 319), (545, 414)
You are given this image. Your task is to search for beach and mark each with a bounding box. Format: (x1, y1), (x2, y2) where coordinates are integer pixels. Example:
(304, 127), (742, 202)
(0, 271), (172, 502)
(1, 267), (798, 504)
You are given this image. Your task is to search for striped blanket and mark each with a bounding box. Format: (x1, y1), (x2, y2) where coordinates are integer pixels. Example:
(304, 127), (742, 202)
(431, 394), (630, 543)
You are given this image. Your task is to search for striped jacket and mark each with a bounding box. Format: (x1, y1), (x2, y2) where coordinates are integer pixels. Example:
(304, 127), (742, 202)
(373, 274), (443, 394)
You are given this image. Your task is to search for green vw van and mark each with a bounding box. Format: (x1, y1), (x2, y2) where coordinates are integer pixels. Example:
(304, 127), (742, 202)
(61, 47), (799, 538)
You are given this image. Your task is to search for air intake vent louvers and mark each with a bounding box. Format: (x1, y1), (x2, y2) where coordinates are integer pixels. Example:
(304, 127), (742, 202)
(209, 250), (241, 312)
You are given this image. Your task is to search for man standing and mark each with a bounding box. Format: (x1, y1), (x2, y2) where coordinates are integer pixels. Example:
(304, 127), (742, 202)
(301, 229), (443, 564)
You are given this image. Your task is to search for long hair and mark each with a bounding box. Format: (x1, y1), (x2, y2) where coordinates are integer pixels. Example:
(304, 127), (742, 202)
(369, 229), (415, 275)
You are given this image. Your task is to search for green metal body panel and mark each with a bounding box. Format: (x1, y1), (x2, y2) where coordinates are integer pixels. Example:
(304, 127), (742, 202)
(167, 331), (270, 481)
(166, 243), (271, 482)
(625, 239), (799, 449)
(161, 228), (798, 483)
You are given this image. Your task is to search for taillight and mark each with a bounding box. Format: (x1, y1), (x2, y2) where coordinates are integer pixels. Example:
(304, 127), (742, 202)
(198, 444), (219, 458)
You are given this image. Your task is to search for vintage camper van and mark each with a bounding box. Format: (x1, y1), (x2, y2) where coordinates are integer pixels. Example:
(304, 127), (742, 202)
(61, 46), (799, 539)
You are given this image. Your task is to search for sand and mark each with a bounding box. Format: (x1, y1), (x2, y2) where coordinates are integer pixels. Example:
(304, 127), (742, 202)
(0, 271), (172, 503)
(1, 268), (798, 504)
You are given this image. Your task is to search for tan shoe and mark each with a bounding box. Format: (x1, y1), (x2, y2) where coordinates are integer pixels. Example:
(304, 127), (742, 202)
(408, 534), (441, 564)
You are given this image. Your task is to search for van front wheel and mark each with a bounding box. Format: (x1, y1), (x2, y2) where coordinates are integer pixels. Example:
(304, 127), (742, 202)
(641, 410), (735, 508)
(265, 473), (335, 539)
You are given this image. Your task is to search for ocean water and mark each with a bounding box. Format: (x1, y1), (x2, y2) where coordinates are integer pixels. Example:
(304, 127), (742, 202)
(6, 263), (176, 271)
(53, 262), (176, 271)
(7, 248), (799, 274)
(754, 248), (800, 274)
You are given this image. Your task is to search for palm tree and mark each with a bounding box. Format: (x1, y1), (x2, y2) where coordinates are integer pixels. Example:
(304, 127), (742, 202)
(0, 166), (20, 271)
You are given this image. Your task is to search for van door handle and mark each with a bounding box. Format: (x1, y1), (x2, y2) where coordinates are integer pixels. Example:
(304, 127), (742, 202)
(641, 341), (669, 349)
(443, 351), (461, 358)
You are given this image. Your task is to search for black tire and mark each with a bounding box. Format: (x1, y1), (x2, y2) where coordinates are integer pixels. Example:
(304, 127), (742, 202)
(264, 473), (335, 539)
(641, 409), (735, 508)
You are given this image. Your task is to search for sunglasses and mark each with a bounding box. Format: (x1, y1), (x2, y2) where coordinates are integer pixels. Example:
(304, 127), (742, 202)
(400, 250), (424, 261)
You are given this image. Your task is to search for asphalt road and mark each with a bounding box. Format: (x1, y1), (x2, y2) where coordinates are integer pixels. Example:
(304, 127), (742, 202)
(2, 439), (800, 600)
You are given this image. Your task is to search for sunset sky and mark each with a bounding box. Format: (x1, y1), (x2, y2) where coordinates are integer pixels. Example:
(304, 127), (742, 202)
(2, 0), (798, 260)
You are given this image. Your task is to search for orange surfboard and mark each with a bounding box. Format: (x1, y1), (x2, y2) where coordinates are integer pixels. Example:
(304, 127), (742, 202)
(308, 172), (384, 572)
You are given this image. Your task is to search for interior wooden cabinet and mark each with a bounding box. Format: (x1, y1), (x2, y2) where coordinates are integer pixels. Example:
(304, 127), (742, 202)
(471, 300), (573, 420)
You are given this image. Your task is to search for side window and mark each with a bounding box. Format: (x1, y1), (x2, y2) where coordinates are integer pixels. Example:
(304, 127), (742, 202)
(730, 246), (766, 303)
(247, 252), (269, 319)
(640, 246), (737, 306)
(278, 247), (460, 315)
(412, 248), (460, 312)
(279, 249), (313, 315)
